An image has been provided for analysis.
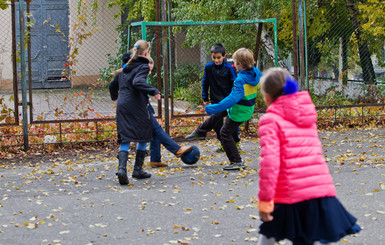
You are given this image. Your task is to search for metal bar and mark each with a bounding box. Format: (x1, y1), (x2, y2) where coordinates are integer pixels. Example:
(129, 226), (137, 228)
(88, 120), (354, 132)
(303, 0), (309, 89)
(273, 18), (279, 67)
(59, 122), (63, 145)
(130, 19), (278, 27)
(292, 0), (299, 80)
(96, 121), (99, 142)
(298, 0), (306, 90)
(31, 118), (115, 124)
(127, 25), (131, 52)
(27, 0), (33, 123)
(162, 0), (170, 134)
(18, 0), (29, 151)
(141, 22), (147, 41)
(362, 105), (364, 124)
(155, 0), (162, 119)
(11, 0), (19, 126)
(0, 129), (118, 139)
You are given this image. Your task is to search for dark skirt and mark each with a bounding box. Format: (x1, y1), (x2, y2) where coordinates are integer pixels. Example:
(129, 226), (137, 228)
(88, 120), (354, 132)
(259, 197), (361, 245)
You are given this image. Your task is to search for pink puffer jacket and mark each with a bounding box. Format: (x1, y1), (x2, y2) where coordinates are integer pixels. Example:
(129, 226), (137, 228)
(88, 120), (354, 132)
(258, 91), (336, 213)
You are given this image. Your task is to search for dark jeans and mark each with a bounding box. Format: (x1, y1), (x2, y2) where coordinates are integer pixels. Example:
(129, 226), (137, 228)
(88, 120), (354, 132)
(150, 113), (180, 162)
(196, 110), (240, 143)
(220, 116), (243, 163)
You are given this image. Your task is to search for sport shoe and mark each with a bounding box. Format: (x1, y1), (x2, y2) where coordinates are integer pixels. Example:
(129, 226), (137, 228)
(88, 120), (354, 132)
(216, 143), (240, 153)
(175, 145), (193, 157)
(150, 162), (168, 168)
(236, 142), (241, 151)
(215, 144), (224, 152)
(185, 131), (205, 140)
(223, 162), (246, 170)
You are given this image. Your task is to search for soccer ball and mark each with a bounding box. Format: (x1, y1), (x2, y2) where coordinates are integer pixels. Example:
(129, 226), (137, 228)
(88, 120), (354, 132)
(181, 145), (200, 165)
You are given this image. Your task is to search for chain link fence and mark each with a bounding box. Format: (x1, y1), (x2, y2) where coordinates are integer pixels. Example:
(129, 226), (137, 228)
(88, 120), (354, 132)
(307, 1), (385, 102)
(0, 1), (384, 150)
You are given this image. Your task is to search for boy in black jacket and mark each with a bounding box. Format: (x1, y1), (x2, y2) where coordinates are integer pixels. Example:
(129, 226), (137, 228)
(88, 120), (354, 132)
(185, 44), (240, 151)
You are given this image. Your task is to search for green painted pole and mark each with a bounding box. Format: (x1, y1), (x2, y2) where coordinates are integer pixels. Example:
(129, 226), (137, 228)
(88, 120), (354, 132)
(303, 0), (309, 90)
(141, 23), (147, 41)
(273, 19), (278, 67)
(127, 25), (131, 51)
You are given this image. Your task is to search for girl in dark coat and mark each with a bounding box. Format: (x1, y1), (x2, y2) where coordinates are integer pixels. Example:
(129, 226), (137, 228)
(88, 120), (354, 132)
(109, 40), (161, 185)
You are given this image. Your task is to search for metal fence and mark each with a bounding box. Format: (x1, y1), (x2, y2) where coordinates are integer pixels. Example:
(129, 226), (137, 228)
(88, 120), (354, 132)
(0, 0), (384, 151)
(307, 1), (385, 85)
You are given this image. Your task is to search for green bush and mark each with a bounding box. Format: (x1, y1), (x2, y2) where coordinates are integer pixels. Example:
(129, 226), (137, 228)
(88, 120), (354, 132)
(174, 81), (203, 107)
(173, 63), (203, 89)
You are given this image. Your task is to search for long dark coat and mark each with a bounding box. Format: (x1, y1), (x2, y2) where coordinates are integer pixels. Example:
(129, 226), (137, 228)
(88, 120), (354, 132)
(109, 56), (160, 144)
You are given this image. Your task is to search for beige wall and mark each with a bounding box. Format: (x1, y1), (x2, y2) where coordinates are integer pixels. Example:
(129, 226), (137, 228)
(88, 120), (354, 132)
(0, 7), (13, 86)
(0, 1), (121, 90)
(69, 0), (121, 79)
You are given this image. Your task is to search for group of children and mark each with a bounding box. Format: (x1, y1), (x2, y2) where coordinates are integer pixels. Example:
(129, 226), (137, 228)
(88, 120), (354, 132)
(109, 40), (361, 245)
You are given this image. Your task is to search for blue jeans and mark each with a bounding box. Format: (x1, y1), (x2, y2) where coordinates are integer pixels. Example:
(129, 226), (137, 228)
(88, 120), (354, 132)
(119, 142), (147, 152)
(150, 114), (180, 162)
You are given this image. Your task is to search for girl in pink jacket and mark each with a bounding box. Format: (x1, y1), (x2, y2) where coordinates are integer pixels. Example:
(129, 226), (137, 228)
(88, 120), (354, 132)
(257, 68), (360, 245)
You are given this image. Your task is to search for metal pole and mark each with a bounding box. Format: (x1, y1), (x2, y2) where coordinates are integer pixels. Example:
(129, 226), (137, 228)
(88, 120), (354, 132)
(155, 0), (162, 119)
(292, 0), (298, 80)
(298, 0), (306, 90)
(303, 0), (309, 90)
(19, 0), (29, 151)
(162, 0), (170, 134)
(273, 19), (278, 67)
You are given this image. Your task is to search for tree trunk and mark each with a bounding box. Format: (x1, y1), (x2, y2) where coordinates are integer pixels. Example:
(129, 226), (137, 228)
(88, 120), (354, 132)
(346, 0), (376, 83)
(260, 28), (289, 70)
(342, 36), (349, 85)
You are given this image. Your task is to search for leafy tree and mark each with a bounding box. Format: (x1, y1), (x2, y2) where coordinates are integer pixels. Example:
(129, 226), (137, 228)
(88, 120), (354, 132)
(0, 0), (10, 10)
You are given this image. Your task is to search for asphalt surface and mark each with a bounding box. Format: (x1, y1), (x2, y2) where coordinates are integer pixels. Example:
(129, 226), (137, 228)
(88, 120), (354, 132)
(0, 128), (384, 245)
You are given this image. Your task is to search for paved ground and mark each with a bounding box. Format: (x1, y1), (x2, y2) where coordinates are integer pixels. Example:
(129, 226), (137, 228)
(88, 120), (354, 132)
(0, 128), (384, 245)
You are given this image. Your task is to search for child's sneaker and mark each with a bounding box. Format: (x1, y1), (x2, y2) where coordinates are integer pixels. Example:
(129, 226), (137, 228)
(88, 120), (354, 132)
(216, 143), (241, 153)
(236, 142), (241, 151)
(215, 144), (224, 152)
(223, 162), (246, 170)
(185, 131), (205, 140)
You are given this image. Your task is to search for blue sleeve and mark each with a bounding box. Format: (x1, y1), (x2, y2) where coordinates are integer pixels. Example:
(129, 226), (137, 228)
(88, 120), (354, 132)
(229, 65), (237, 81)
(202, 65), (209, 101)
(205, 80), (245, 115)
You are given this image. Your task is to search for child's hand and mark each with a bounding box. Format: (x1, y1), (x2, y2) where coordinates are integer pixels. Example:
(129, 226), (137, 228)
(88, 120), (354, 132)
(148, 98), (152, 103)
(259, 211), (273, 222)
(154, 93), (161, 101)
(205, 105), (215, 115)
(203, 101), (210, 106)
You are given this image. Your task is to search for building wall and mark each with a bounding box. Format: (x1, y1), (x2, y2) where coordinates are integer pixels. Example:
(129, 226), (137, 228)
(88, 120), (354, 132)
(0, 6), (13, 87)
(69, 0), (121, 79)
(0, 0), (121, 90)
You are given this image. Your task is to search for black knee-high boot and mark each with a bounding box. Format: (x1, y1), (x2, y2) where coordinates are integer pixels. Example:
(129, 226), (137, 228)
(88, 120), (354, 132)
(132, 150), (151, 179)
(116, 151), (129, 185)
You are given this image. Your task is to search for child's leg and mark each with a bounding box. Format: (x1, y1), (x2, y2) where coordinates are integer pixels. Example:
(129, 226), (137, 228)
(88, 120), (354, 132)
(136, 142), (147, 151)
(119, 142), (130, 152)
(213, 116), (224, 141)
(117, 142), (131, 185)
(133, 142), (151, 179)
(220, 117), (242, 163)
(257, 234), (276, 245)
(197, 110), (227, 136)
(150, 138), (162, 163)
(151, 114), (179, 154)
